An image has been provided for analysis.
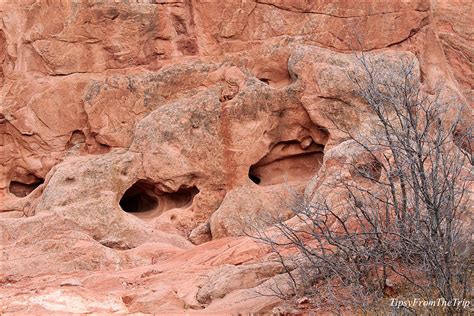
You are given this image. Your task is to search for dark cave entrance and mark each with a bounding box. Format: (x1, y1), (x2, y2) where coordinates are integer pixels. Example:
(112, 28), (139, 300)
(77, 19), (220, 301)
(248, 168), (261, 185)
(9, 176), (44, 198)
(248, 138), (325, 186)
(119, 180), (158, 214)
(119, 180), (199, 220)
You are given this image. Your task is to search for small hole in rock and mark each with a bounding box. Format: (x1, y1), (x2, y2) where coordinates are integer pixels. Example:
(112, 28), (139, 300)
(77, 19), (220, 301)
(9, 177), (44, 197)
(252, 58), (292, 89)
(66, 130), (86, 149)
(248, 168), (261, 184)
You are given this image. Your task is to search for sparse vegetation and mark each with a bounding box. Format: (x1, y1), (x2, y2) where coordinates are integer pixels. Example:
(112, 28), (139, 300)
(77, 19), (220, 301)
(251, 53), (473, 315)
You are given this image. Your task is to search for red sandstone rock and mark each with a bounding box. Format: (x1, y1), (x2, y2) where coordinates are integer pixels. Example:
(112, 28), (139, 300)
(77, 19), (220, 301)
(0, 0), (472, 313)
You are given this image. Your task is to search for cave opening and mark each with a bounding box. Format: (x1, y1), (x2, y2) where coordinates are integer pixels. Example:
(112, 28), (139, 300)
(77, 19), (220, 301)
(120, 180), (158, 214)
(9, 176), (44, 198)
(119, 180), (199, 220)
(249, 138), (325, 186)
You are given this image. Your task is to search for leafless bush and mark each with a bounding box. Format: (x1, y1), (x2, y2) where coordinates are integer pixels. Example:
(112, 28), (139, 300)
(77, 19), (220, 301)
(250, 53), (473, 314)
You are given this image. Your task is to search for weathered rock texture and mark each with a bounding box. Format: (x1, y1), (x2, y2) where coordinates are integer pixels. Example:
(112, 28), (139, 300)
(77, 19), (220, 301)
(0, 0), (472, 313)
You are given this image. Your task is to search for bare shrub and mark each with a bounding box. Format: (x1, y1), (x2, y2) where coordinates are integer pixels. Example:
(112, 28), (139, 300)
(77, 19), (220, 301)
(250, 53), (473, 314)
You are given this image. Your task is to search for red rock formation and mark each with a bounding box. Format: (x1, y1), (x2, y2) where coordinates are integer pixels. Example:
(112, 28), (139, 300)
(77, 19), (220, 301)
(0, 0), (472, 313)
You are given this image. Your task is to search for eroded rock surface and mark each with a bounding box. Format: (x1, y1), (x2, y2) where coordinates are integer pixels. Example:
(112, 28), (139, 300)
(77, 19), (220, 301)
(0, 0), (472, 313)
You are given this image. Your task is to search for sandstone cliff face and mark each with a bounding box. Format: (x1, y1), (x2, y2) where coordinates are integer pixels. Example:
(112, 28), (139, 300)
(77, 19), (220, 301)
(0, 0), (472, 313)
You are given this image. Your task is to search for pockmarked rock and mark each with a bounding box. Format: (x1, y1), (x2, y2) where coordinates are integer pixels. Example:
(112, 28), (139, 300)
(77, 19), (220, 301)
(0, 0), (472, 313)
